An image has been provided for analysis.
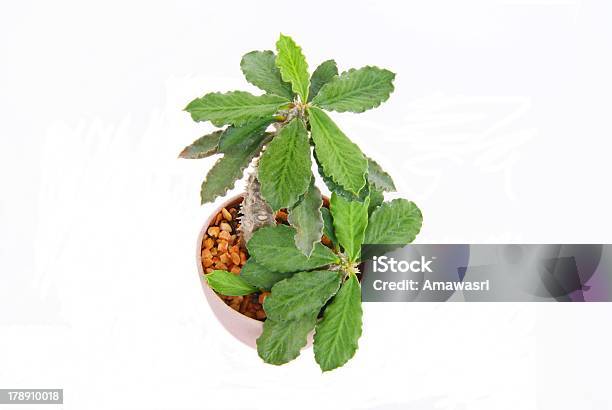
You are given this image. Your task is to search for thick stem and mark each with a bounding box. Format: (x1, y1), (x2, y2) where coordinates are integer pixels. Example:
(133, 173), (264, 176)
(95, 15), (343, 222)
(239, 157), (275, 244)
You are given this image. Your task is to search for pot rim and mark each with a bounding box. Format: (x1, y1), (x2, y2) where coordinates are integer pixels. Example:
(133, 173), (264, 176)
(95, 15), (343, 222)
(196, 193), (263, 325)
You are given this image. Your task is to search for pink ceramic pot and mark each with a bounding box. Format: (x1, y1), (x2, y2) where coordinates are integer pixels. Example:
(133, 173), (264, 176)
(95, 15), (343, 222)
(196, 194), (263, 348)
(197, 194), (318, 350)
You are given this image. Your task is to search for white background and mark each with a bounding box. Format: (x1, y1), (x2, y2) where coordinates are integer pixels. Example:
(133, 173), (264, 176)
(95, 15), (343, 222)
(1, 1), (611, 409)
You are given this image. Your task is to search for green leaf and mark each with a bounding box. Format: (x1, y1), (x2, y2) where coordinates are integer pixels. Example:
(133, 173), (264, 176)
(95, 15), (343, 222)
(288, 182), (324, 256)
(315, 152), (370, 202)
(240, 50), (294, 100)
(264, 270), (341, 321)
(308, 59), (338, 102)
(178, 131), (222, 159)
(257, 314), (317, 365)
(275, 34), (310, 102)
(364, 199), (423, 244)
(205, 270), (257, 296)
(200, 132), (269, 204)
(308, 107), (367, 195)
(368, 185), (384, 215)
(320, 207), (338, 248)
(330, 193), (369, 262)
(258, 119), (312, 210)
(367, 157), (396, 192)
(240, 259), (294, 291)
(247, 225), (339, 273)
(185, 91), (287, 127)
(314, 274), (363, 372)
(218, 118), (273, 152)
(311, 66), (395, 113)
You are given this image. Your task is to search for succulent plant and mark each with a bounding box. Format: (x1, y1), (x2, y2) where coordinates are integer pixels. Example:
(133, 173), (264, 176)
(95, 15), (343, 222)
(181, 34), (423, 371)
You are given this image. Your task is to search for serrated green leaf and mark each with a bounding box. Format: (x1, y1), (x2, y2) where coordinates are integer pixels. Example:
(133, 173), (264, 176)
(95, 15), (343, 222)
(308, 59), (338, 102)
(257, 314), (317, 365)
(308, 107), (367, 195)
(312, 66), (395, 113)
(240, 50), (294, 100)
(258, 119), (312, 210)
(185, 91), (287, 127)
(218, 118), (273, 152)
(364, 199), (423, 244)
(368, 185), (384, 215)
(200, 132), (269, 204)
(315, 151), (370, 202)
(247, 225), (339, 273)
(240, 259), (294, 290)
(367, 157), (396, 192)
(264, 270), (341, 322)
(288, 182), (324, 256)
(320, 207), (338, 248)
(314, 274), (363, 372)
(276, 34), (310, 102)
(178, 131), (222, 159)
(205, 270), (257, 296)
(330, 193), (369, 262)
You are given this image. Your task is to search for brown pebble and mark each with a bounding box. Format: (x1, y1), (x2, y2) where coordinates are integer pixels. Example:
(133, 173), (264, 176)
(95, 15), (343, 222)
(219, 222), (232, 233)
(214, 213), (222, 225)
(221, 208), (232, 221)
(203, 238), (214, 249)
(240, 296), (250, 312)
(207, 227), (220, 237)
(219, 230), (232, 242)
(230, 251), (241, 265)
(203, 258), (213, 268)
(230, 265), (241, 275)
(219, 253), (231, 265)
(218, 240), (228, 253)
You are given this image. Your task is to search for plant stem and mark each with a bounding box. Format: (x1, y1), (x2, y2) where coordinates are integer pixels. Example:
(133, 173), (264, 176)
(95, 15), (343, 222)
(239, 156), (275, 244)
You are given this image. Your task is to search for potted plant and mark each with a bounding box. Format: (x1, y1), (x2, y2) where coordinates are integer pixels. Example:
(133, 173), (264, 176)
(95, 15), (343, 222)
(180, 34), (423, 371)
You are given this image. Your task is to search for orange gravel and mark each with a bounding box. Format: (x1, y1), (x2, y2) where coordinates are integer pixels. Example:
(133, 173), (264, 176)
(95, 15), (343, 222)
(201, 198), (332, 321)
